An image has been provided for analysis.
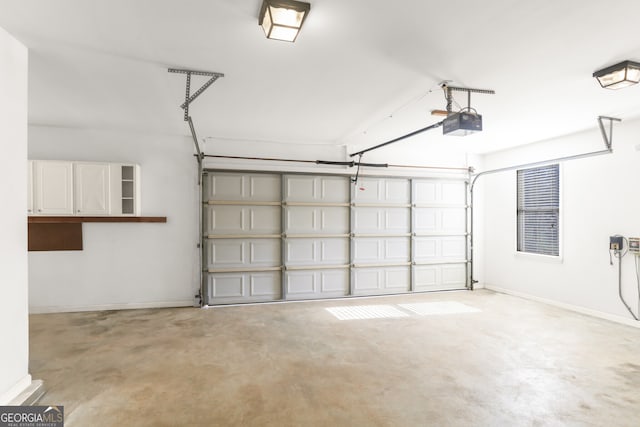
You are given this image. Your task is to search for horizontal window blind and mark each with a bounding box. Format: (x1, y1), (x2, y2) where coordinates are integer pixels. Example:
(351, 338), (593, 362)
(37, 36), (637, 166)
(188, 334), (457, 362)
(517, 164), (559, 256)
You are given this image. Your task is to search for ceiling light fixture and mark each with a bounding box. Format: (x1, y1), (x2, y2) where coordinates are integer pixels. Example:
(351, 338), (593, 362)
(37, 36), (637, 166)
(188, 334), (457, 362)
(593, 60), (640, 89)
(259, 0), (310, 42)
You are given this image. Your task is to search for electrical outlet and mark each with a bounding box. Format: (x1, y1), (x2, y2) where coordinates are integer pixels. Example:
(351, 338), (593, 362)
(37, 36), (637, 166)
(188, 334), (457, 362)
(610, 235), (624, 251)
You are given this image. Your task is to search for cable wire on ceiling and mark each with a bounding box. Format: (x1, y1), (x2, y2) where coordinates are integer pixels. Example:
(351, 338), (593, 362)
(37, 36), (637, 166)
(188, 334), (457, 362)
(355, 80), (448, 138)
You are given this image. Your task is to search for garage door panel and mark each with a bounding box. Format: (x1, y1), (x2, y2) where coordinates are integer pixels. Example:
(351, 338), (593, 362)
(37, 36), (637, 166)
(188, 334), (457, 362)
(353, 208), (379, 232)
(210, 274), (244, 298)
(385, 238), (410, 260)
(286, 269), (349, 299)
(320, 208), (349, 232)
(207, 206), (242, 233)
(286, 206), (348, 234)
(285, 238), (348, 266)
(320, 177), (350, 202)
(353, 267), (410, 295)
(441, 208), (466, 233)
(251, 273), (281, 296)
(208, 272), (281, 304)
(385, 269), (410, 289)
(286, 239), (316, 264)
(441, 182), (466, 204)
(354, 237), (410, 263)
(413, 179), (466, 205)
(385, 209), (410, 232)
(250, 208), (281, 233)
(384, 179), (410, 202)
(353, 179), (382, 203)
(415, 238), (438, 259)
(414, 208), (465, 234)
(413, 181), (438, 204)
(286, 207), (315, 231)
(207, 173), (280, 201)
(208, 174), (243, 201)
(284, 175), (349, 203)
(248, 175), (281, 200)
(415, 209), (438, 233)
(414, 264), (466, 291)
(320, 239), (349, 263)
(208, 239), (280, 269)
(287, 271), (316, 294)
(415, 266), (438, 290)
(414, 236), (465, 262)
(207, 206), (280, 235)
(354, 178), (410, 204)
(321, 270), (349, 293)
(285, 176), (315, 201)
(442, 237), (466, 258)
(209, 239), (245, 266)
(354, 208), (409, 234)
(353, 238), (380, 261)
(442, 264), (466, 286)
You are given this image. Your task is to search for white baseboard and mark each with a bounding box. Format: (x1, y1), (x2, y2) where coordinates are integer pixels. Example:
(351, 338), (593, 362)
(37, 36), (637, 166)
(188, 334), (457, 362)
(485, 285), (640, 328)
(1, 375), (32, 406)
(10, 380), (45, 406)
(29, 299), (194, 314)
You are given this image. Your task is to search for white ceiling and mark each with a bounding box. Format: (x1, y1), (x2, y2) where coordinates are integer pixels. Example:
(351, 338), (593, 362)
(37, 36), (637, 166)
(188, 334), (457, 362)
(1, 0), (640, 154)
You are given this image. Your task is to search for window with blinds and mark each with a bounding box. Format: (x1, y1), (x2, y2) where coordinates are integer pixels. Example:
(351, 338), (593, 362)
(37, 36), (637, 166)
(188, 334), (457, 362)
(517, 164), (559, 256)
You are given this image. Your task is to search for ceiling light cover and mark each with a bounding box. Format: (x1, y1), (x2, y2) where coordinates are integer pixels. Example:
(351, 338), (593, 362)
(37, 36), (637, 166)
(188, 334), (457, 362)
(259, 0), (311, 42)
(593, 60), (640, 89)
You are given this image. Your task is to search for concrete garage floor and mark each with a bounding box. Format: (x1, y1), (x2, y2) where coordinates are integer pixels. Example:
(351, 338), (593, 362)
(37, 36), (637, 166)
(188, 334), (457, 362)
(30, 290), (640, 427)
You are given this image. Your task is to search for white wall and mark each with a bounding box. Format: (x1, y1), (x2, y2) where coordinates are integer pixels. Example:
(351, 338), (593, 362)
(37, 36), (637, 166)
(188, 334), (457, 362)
(28, 126), (199, 312)
(481, 117), (640, 322)
(0, 26), (31, 404)
(203, 135), (478, 178)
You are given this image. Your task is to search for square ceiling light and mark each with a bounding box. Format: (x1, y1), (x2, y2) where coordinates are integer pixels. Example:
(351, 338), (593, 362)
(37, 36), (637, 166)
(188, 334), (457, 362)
(259, 0), (311, 42)
(593, 60), (640, 89)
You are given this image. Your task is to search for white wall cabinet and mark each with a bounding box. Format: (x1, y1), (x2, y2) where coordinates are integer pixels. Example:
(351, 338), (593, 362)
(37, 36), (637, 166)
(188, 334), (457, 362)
(74, 163), (110, 215)
(33, 160), (74, 215)
(27, 160), (33, 214)
(29, 160), (140, 216)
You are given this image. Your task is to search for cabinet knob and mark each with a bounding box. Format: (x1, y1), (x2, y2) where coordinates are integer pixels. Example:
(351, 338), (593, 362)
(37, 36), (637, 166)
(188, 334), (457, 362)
(77, 209), (81, 213)
(38, 209), (42, 212)
(28, 209), (32, 213)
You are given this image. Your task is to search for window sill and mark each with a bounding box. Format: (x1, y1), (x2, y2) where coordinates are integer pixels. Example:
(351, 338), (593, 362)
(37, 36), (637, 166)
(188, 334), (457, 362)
(514, 250), (563, 264)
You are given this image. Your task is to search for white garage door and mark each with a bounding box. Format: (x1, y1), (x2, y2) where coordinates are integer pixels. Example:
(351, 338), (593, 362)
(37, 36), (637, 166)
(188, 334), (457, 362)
(283, 175), (351, 300)
(412, 179), (468, 291)
(202, 171), (468, 305)
(352, 177), (411, 295)
(203, 173), (282, 304)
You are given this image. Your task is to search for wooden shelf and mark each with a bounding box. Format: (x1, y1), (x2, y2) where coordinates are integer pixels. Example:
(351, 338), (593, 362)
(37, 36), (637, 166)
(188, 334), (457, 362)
(29, 216), (167, 224)
(28, 216), (167, 251)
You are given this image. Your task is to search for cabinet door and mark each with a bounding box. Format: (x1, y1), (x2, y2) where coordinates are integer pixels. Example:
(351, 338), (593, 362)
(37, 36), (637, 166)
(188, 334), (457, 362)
(74, 163), (110, 215)
(34, 161), (74, 215)
(27, 161), (33, 214)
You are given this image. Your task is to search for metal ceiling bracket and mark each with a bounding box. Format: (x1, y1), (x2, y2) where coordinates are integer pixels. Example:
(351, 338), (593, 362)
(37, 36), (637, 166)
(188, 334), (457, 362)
(597, 116), (622, 150)
(168, 68), (225, 121)
(441, 83), (496, 114)
(169, 68), (224, 185)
